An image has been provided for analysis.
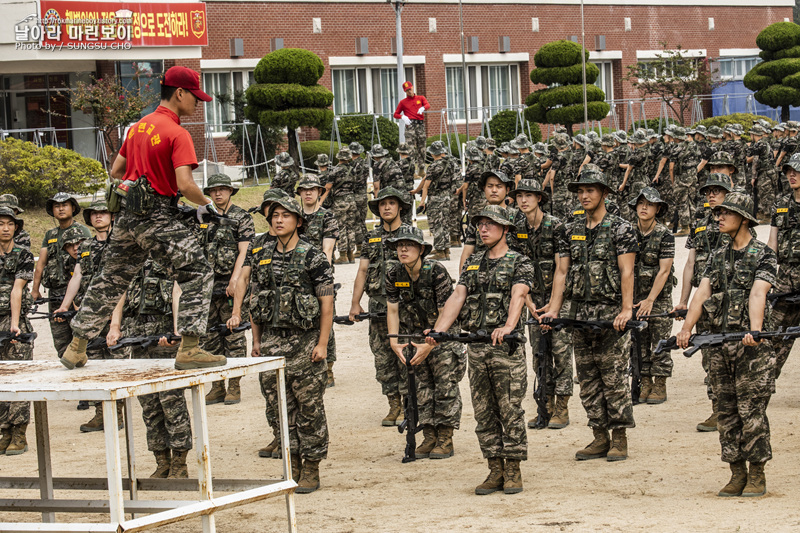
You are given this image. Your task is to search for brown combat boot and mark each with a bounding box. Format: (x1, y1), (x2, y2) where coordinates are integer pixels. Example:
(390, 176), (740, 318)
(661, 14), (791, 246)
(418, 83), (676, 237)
(168, 449), (189, 479)
(475, 457), (504, 495)
(450, 238), (462, 248)
(675, 225), (690, 236)
(60, 337), (88, 370)
(354, 245), (362, 258)
(296, 459), (320, 494)
(548, 396), (570, 429)
(503, 459), (523, 494)
(648, 377), (667, 404)
(718, 460), (747, 497)
(290, 453), (302, 482)
(382, 394), (404, 426)
(576, 427), (610, 460)
(224, 378), (241, 404)
(150, 450), (171, 478)
(4, 424), (27, 455)
(333, 254), (349, 265)
(174, 337), (227, 370)
(0, 426), (12, 454)
(606, 428), (628, 462)
(80, 404), (105, 432)
(639, 375), (653, 403)
(347, 249), (355, 263)
(258, 436), (280, 458)
(326, 361), (335, 388)
(697, 400), (719, 432)
(430, 426), (454, 459)
(742, 462), (767, 497)
(415, 425), (437, 459)
(428, 250), (449, 261)
(205, 381), (226, 405)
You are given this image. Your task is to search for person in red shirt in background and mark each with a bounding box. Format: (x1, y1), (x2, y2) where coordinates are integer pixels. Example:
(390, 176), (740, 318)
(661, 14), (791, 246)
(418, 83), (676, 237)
(62, 66), (227, 373)
(394, 81), (430, 177)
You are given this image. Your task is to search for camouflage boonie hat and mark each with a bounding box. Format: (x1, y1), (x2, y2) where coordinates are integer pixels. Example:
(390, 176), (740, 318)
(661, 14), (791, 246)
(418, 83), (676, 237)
(573, 134), (588, 148)
(478, 169), (514, 190)
(630, 129), (648, 144)
(486, 138), (497, 149)
(552, 135), (570, 149)
(600, 134), (615, 147)
(203, 173), (239, 195)
(567, 167), (611, 193)
(46, 192), (80, 217)
(706, 125), (724, 139)
(471, 204), (514, 228)
(533, 142), (548, 154)
(0, 206), (23, 234)
(788, 121), (800, 131)
(497, 142), (510, 154)
(396, 142), (412, 154)
(259, 188), (291, 215)
(427, 140), (447, 156)
(749, 124), (765, 136)
(386, 226), (432, 258)
(505, 144), (520, 156)
(646, 128), (658, 139)
(699, 173), (733, 195)
(337, 147), (353, 160)
(714, 191), (758, 226)
(465, 145), (484, 161)
(510, 179), (549, 205)
(587, 131), (600, 141)
(348, 142), (364, 155)
(368, 186), (413, 217)
(266, 197), (307, 233)
(671, 127), (687, 141)
(61, 225), (87, 248)
(82, 199), (111, 227)
(708, 151), (737, 171)
(773, 123), (786, 132)
(554, 126), (568, 134)
(782, 152), (800, 174)
(511, 134), (531, 150)
(295, 175), (326, 193)
(276, 152), (294, 167)
(314, 153), (330, 167)
(0, 194), (23, 214)
(370, 144), (388, 158)
(694, 125), (707, 136)
(474, 136), (488, 149)
(628, 186), (668, 211)
(613, 131), (628, 144)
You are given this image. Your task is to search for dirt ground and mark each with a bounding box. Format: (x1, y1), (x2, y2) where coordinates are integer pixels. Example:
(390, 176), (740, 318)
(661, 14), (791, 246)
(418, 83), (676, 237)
(2, 225), (800, 532)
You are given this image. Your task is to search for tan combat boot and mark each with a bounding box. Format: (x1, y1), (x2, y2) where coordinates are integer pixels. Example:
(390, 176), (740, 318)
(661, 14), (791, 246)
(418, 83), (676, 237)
(333, 254), (349, 265)
(428, 250), (449, 261)
(326, 362), (335, 388)
(475, 457), (504, 495)
(575, 427), (610, 460)
(429, 426), (454, 459)
(150, 450), (171, 478)
(4, 424), (28, 455)
(60, 337), (88, 370)
(503, 459), (523, 494)
(205, 381), (226, 405)
(224, 378), (241, 404)
(296, 459), (320, 494)
(258, 436), (280, 458)
(168, 449), (189, 479)
(290, 453), (302, 482)
(606, 428), (628, 462)
(742, 462), (767, 497)
(415, 425), (437, 459)
(639, 376), (653, 403)
(174, 336), (227, 370)
(0, 426), (12, 454)
(451, 238), (462, 248)
(347, 250), (355, 263)
(718, 460), (747, 497)
(648, 377), (667, 404)
(548, 396), (570, 429)
(382, 394), (404, 427)
(354, 245), (362, 258)
(697, 400), (719, 432)
(80, 404), (105, 433)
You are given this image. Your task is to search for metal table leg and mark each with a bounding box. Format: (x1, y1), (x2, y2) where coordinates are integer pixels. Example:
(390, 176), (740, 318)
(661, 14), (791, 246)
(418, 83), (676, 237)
(33, 401), (54, 524)
(191, 383), (216, 533)
(123, 397), (138, 519)
(275, 367), (297, 533)
(102, 399), (125, 526)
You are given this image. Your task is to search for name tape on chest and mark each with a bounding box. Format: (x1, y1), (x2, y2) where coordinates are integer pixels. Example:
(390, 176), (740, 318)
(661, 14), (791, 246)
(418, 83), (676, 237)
(517, 233), (529, 239)
(571, 235), (586, 241)
(259, 259), (271, 266)
(395, 282), (410, 287)
(81, 251), (90, 258)
(369, 237), (382, 243)
(466, 265), (480, 271)
(251, 247), (262, 254)
(695, 226), (706, 234)
(199, 224), (208, 229)
(777, 208), (789, 214)
(48, 238), (58, 244)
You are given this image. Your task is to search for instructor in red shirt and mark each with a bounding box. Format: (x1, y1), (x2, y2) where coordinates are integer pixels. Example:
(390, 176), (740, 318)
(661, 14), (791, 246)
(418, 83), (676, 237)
(394, 81), (430, 176)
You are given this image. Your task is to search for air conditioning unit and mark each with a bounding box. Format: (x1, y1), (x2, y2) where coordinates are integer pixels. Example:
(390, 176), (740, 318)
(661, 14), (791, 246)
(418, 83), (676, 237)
(568, 35), (578, 43)
(229, 38), (243, 58)
(467, 36), (479, 53)
(595, 35), (606, 51)
(391, 37), (402, 55)
(355, 37), (369, 56)
(498, 36), (510, 53)
(270, 38), (283, 52)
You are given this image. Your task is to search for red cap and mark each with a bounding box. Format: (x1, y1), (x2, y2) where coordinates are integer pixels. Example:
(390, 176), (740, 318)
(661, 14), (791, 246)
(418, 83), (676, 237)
(402, 81), (413, 91)
(162, 66), (212, 102)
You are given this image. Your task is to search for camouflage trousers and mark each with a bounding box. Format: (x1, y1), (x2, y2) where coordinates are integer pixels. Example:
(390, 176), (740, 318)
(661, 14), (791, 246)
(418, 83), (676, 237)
(639, 299), (674, 377)
(571, 303), (635, 430)
(259, 329), (329, 461)
(72, 201), (213, 339)
(616, 187), (634, 223)
(47, 294), (71, 358)
(354, 193), (369, 247)
(405, 341), (466, 429)
(768, 298), (800, 380)
(87, 322), (118, 361)
(528, 301), (574, 397)
(653, 177), (676, 227)
(405, 120), (427, 173)
(754, 169), (778, 218)
(698, 314), (716, 401)
(0, 315), (33, 427)
(708, 340), (775, 464)
(333, 194), (358, 255)
(551, 189), (571, 220)
(327, 326), (336, 363)
(468, 342), (528, 461)
(427, 193), (451, 253)
(200, 290), (247, 359)
(369, 300), (407, 396)
(674, 170), (698, 228)
(449, 190), (462, 241)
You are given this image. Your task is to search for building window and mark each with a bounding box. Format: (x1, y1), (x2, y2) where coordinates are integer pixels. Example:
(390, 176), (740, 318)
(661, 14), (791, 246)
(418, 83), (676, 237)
(592, 61), (614, 101)
(717, 56), (761, 81)
(636, 58), (701, 81)
(331, 66), (414, 118)
(203, 70), (253, 133)
(116, 60), (163, 117)
(445, 63), (520, 121)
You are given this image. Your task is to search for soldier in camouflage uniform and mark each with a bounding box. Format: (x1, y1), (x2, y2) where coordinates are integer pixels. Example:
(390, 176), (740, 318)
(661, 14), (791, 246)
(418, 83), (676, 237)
(483, 138), (501, 172)
(31, 193), (92, 359)
(747, 125), (778, 220)
(541, 168), (638, 462)
(0, 207), (35, 456)
(314, 154), (333, 210)
(272, 152), (300, 197)
(321, 148), (358, 264)
(447, 149), (465, 247)
(386, 227), (466, 460)
(461, 145), (487, 220)
(396, 143), (417, 193)
(511, 134), (537, 185)
(198, 174), (255, 406)
(236, 197), (334, 494)
(499, 144), (520, 188)
(542, 135), (573, 219)
(350, 187), (413, 426)
(420, 141), (454, 260)
(678, 192), (776, 498)
(349, 142), (369, 254)
(371, 144), (410, 224)
(0, 195), (31, 250)
(618, 130), (653, 222)
(776, 122), (799, 167)
(629, 188), (675, 403)
(429, 204), (533, 495)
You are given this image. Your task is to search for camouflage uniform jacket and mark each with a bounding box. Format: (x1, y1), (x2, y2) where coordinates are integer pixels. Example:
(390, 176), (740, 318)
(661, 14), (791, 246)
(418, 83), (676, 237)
(272, 167), (300, 197)
(328, 161), (356, 198)
(41, 223), (92, 293)
(464, 161), (487, 215)
(76, 237), (108, 306)
(398, 157), (416, 192)
(14, 229), (31, 250)
(687, 212), (757, 287)
(386, 259), (453, 332)
(374, 159), (405, 191)
(425, 158), (453, 195)
(124, 259), (173, 318)
(303, 207), (340, 250)
(197, 204), (255, 286)
(634, 222), (675, 303)
(483, 152), (501, 172)
(0, 245), (34, 315)
(352, 157), (369, 195)
(362, 223), (412, 308)
(771, 194), (800, 290)
(514, 211), (563, 300)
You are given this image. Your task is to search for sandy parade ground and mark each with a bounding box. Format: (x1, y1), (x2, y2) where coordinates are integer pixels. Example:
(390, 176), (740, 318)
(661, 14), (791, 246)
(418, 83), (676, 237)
(2, 224), (800, 532)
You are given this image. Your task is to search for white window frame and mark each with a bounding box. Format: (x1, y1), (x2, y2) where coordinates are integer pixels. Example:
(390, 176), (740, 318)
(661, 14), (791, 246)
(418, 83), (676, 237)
(591, 60), (615, 103)
(443, 62), (523, 125)
(715, 56), (762, 81)
(329, 65), (416, 119)
(203, 69), (254, 137)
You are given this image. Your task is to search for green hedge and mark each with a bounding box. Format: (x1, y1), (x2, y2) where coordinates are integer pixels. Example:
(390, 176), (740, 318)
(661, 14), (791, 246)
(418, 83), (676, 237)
(743, 64), (776, 92)
(693, 113), (777, 139)
(544, 101), (611, 127)
(524, 103), (547, 124)
(533, 40), (589, 69)
(317, 113), (400, 157)
(783, 70), (800, 89)
(487, 109), (542, 144)
(299, 140), (342, 169)
(756, 22), (800, 52)
(536, 84), (606, 109)
(246, 106), (333, 131)
(246, 83), (333, 111)
(756, 57), (800, 83)
(530, 62), (600, 86)
(775, 45), (800, 60)
(755, 85), (800, 108)
(253, 48), (325, 86)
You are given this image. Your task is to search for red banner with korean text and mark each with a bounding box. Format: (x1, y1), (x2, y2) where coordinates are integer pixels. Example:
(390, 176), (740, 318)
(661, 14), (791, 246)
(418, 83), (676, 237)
(39, 1), (208, 47)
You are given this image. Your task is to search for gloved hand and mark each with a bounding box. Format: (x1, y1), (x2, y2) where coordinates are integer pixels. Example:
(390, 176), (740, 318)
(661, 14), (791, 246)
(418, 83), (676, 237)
(196, 202), (218, 223)
(418, 107), (425, 115)
(401, 116), (411, 126)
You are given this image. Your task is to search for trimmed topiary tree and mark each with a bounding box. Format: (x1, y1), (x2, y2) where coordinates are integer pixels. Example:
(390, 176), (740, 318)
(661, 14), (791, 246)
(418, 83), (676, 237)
(318, 113), (400, 158)
(525, 40), (610, 134)
(245, 48), (334, 169)
(487, 110), (542, 144)
(745, 22), (800, 122)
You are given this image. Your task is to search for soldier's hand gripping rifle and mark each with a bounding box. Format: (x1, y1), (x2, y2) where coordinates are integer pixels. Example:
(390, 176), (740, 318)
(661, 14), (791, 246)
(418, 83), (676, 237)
(0, 331), (37, 347)
(636, 309), (687, 320)
(29, 310), (77, 321)
(91, 322), (251, 352)
(389, 329), (527, 355)
(174, 204), (238, 227)
(531, 329), (553, 429)
(333, 312), (386, 325)
(767, 290), (800, 306)
(655, 326), (800, 358)
(397, 344), (423, 463)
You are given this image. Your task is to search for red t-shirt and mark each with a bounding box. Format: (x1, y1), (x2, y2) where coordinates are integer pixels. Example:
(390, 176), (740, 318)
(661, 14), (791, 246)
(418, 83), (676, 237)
(393, 95), (430, 121)
(118, 106), (198, 196)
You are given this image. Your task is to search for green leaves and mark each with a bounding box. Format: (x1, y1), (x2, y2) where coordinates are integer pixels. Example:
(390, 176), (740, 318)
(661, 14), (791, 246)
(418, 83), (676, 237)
(246, 83), (334, 111)
(253, 48), (325, 86)
(530, 62), (600, 86)
(487, 110), (542, 144)
(756, 21), (800, 52)
(746, 22), (800, 113)
(533, 40), (589, 69)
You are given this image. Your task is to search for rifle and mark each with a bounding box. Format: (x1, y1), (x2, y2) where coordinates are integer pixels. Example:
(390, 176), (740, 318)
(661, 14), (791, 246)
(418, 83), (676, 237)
(629, 327), (643, 405)
(397, 345), (422, 463)
(333, 312), (386, 325)
(636, 309), (687, 320)
(531, 330), (552, 429)
(388, 329), (526, 355)
(29, 310), (77, 321)
(0, 331), (37, 347)
(767, 290), (800, 305)
(526, 317), (648, 334)
(33, 297), (60, 305)
(92, 322), (250, 352)
(655, 327), (800, 358)
(174, 204), (239, 227)
(209, 321), (252, 336)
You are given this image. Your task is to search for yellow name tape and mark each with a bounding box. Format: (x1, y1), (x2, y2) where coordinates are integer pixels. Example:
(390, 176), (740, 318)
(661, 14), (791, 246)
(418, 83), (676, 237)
(369, 237), (382, 243)
(259, 259), (271, 265)
(573, 210), (585, 215)
(48, 238), (58, 244)
(777, 208), (789, 214)
(251, 247), (262, 254)
(395, 282), (410, 287)
(81, 251), (90, 258)
(199, 224), (208, 229)
(466, 265), (480, 271)
(571, 235), (586, 241)
(695, 226), (706, 233)
(517, 233), (528, 239)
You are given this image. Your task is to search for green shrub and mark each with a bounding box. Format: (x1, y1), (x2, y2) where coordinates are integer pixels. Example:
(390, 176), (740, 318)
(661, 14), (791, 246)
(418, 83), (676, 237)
(756, 85), (800, 108)
(524, 103), (547, 124)
(246, 83), (334, 111)
(299, 140), (342, 169)
(533, 40), (589, 69)
(755, 21), (800, 52)
(756, 57), (800, 83)
(536, 84), (606, 109)
(0, 138), (105, 207)
(253, 48), (325, 86)
(743, 64), (776, 91)
(246, 107), (333, 131)
(318, 113), (400, 157)
(486, 110), (542, 144)
(775, 44), (800, 59)
(693, 113), (777, 140)
(544, 101), (611, 127)
(530, 62), (600, 86)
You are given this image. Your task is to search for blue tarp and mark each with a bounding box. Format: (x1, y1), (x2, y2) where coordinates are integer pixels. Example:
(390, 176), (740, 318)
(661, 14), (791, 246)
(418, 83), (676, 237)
(711, 81), (800, 121)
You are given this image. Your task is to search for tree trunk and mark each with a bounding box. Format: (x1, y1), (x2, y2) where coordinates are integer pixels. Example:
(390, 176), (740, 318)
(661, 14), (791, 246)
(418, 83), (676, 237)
(782, 105), (791, 122)
(287, 127), (301, 173)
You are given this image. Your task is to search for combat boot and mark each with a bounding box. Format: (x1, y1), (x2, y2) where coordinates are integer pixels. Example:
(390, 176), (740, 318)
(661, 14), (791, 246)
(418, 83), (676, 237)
(718, 460), (747, 497)
(675, 225), (690, 236)
(742, 462), (767, 497)
(450, 238), (462, 248)
(326, 361), (335, 388)
(639, 375), (653, 403)
(429, 426), (454, 459)
(168, 449), (189, 479)
(296, 459), (320, 494)
(333, 255), (349, 265)
(80, 405), (105, 433)
(174, 336), (227, 370)
(60, 337), (88, 370)
(354, 245), (362, 258)
(224, 378), (241, 404)
(382, 394), (404, 427)
(258, 436), (280, 458)
(606, 428), (628, 462)
(150, 450), (171, 478)
(4, 424), (27, 455)
(428, 250), (449, 261)
(205, 381), (226, 405)
(548, 396), (570, 429)
(697, 400), (719, 432)
(503, 459), (523, 494)
(575, 427), (610, 460)
(0, 426), (12, 454)
(290, 453), (302, 482)
(347, 250), (355, 263)
(415, 425), (437, 458)
(648, 377), (667, 404)
(475, 458), (504, 495)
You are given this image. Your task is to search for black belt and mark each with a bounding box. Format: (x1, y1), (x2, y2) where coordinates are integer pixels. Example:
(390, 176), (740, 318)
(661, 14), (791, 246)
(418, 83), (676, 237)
(409, 119), (424, 124)
(264, 328), (296, 339)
